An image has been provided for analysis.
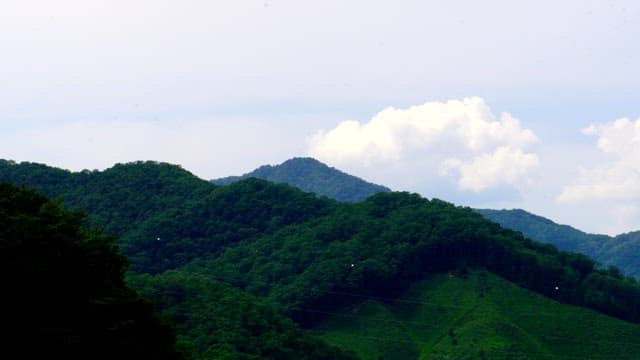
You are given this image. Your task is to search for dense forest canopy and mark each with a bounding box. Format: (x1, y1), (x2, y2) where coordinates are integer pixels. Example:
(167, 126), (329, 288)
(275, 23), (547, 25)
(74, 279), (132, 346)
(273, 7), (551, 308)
(0, 183), (183, 359)
(128, 270), (357, 360)
(5, 159), (640, 359)
(479, 208), (640, 279)
(211, 157), (640, 281)
(179, 190), (640, 325)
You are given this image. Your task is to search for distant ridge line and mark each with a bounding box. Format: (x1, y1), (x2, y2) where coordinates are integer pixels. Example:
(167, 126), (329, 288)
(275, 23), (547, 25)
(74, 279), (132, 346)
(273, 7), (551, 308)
(212, 157), (390, 202)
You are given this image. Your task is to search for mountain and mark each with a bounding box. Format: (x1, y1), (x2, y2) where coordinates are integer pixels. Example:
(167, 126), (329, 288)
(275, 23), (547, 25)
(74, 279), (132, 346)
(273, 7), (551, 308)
(213, 157), (640, 280)
(0, 160), (336, 273)
(476, 209), (608, 259)
(603, 231), (640, 276)
(0, 160), (215, 236)
(0, 162), (356, 359)
(477, 208), (640, 278)
(212, 157), (390, 202)
(5, 159), (640, 359)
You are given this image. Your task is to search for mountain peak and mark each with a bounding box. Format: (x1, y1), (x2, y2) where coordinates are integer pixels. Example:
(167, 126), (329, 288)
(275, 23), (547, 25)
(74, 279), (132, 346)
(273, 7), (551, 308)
(212, 157), (390, 202)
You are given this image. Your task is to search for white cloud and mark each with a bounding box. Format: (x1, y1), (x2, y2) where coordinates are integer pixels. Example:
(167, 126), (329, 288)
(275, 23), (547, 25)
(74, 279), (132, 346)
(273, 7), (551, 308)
(441, 147), (539, 192)
(557, 117), (640, 234)
(308, 97), (539, 192)
(558, 117), (640, 203)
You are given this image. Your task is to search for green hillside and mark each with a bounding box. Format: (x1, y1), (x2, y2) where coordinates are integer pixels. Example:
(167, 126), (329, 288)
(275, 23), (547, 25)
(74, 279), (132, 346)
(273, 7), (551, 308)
(1, 170), (355, 359)
(212, 157), (390, 202)
(128, 270), (357, 360)
(0, 160), (214, 236)
(8, 158), (639, 282)
(477, 208), (640, 279)
(314, 271), (640, 359)
(601, 231), (640, 278)
(5, 159), (640, 359)
(214, 158), (640, 281)
(476, 209), (608, 256)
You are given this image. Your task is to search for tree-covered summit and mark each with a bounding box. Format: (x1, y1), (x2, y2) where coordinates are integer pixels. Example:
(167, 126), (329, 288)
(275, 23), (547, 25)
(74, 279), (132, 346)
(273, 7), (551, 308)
(0, 159), (214, 235)
(212, 157), (390, 202)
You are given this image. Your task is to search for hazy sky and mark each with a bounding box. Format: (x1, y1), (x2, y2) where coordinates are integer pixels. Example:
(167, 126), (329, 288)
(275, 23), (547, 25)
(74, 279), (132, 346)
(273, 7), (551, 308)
(2, 0), (639, 235)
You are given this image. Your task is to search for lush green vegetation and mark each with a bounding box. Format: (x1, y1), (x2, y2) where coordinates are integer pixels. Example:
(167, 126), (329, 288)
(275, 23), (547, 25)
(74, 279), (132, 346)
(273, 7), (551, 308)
(0, 160), (336, 273)
(478, 208), (640, 278)
(121, 177), (336, 274)
(212, 157), (640, 282)
(129, 270), (357, 360)
(185, 191), (640, 326)
(0, 160), (214, 236)
(476, 209), (608, 255)
(0, 183), (183, 359)
(212, 157), (390, 202)
(0, 162), (356, 359)
(602, 231), (640, 278)
(6, 159), (640, 359)
(314, 271), (640, 359)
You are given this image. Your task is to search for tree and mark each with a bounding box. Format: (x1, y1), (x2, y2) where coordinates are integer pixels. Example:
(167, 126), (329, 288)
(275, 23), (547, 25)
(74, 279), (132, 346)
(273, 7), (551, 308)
(0, 183), (183, 359)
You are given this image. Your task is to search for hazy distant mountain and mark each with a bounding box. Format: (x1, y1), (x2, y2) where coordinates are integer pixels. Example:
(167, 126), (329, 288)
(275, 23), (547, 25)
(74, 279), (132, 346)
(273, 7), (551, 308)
(598, 230), (640, 278)
(477, 208), (640, 278)
(476, 209), (608, 256)
(212, 157), (390, 202)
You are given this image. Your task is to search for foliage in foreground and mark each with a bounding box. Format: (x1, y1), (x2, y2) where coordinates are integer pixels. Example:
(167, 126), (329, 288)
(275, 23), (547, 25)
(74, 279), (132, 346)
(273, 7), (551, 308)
(129, 271), (357, 360)
(0, 183), (183, 359)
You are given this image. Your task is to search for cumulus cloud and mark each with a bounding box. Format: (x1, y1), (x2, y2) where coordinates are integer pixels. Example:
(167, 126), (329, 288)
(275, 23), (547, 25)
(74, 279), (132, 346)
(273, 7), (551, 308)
(441, 147), (539, 191)
(558, 117), (640, 203)
(307, 97), (539, 192)
(555, 117), (640, 234)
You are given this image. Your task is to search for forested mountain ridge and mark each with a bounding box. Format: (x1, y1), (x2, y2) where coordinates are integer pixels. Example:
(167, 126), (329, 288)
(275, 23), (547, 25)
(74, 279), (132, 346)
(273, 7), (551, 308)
(0, 159), (337, 273)
(212, 157), (640, 281)
(476, 208), (608, 259)
(212, 157), (391, 202)
(0, 159), (214, 235)
(478, 208), (640, 278)
(209, 157), (640, 281)
(5, 158), (637, 279)
(5, 159), (640, 358)
(0, 167), (356, 359)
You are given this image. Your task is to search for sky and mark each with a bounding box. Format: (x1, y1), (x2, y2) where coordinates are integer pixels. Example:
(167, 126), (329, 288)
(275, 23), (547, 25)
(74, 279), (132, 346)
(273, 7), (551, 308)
(1, 0), (639, 235)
